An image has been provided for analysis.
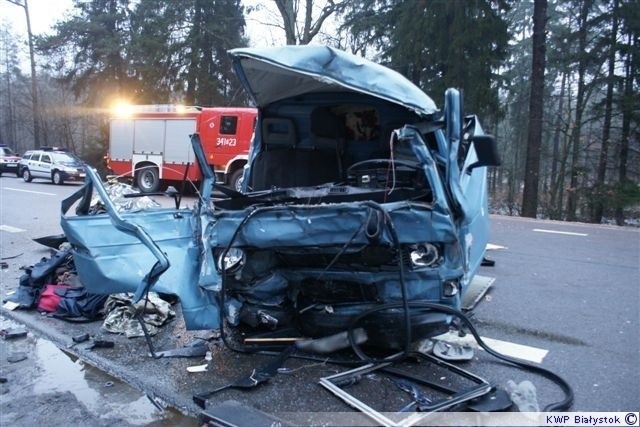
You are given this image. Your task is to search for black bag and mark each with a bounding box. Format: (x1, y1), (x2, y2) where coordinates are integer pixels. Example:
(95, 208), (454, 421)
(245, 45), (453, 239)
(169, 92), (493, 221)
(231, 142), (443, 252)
(3, 250), (74, 309)
(53, 287), (108, 322)
(30, 249), (73, 285)
(3, 282), (40, 309)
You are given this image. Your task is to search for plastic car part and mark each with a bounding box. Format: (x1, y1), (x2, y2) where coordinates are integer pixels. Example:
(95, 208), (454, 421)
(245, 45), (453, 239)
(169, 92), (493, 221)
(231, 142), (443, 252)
(193, 346), (294, 409)
(86, 339), (115, 350)
(72, 333), (90, 343)
(466, 387), (513, 412)
(481, 257), (496, 267)
(33, 234), (67, 249)
(1, 328), (28, 340)
(319, 352), (491, 426)
(393, 378), (432, 412)
(153, 339), (209, 358)
(432, 340), (474, 361)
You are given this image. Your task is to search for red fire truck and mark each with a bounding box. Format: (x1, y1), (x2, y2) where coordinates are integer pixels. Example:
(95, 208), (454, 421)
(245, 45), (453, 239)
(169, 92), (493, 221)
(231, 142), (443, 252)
(107, 105), (257, 193)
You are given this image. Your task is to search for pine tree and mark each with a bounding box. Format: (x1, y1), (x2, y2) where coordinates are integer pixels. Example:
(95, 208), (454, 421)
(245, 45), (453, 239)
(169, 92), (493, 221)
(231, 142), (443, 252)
(182, 0), (248, 105)
(340, 0), (510, 122)
(521, 0), (548, 218)
(591, 0), (620, 223)
(37, 0), (133, 104)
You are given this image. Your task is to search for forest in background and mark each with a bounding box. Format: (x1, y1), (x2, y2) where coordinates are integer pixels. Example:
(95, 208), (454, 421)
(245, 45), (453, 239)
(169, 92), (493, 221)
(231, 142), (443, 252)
(1, 0), (638, 225)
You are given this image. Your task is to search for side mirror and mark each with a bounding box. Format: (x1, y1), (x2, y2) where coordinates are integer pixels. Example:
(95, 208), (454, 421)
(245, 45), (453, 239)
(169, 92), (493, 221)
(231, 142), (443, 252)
(468, 135), (500, 171)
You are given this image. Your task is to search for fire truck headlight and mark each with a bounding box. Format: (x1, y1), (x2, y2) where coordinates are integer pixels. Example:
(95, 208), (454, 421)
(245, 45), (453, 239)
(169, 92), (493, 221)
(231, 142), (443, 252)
(111, 101), (133, 117)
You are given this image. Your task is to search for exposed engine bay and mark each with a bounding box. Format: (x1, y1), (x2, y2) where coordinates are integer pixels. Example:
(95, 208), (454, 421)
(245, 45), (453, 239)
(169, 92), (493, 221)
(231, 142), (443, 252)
(207, 95), (471, 347)
(61, 45), (500, 350)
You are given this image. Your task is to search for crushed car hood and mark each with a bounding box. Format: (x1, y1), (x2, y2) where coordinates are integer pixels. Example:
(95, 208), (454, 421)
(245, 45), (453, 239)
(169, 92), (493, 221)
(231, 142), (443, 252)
(229, 45), (438, 117)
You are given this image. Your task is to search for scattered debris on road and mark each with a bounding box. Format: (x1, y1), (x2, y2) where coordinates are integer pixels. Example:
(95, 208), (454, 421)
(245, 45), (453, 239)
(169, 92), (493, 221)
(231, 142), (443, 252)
(0, 45), (576, 425)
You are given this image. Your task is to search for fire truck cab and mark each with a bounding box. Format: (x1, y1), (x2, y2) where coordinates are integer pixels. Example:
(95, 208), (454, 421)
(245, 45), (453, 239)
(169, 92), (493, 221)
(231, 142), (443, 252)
(107, 105), (256, 193)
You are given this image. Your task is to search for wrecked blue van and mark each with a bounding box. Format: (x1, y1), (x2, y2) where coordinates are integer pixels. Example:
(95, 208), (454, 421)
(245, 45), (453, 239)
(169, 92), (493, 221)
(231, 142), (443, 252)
(61, 46), (499, 349)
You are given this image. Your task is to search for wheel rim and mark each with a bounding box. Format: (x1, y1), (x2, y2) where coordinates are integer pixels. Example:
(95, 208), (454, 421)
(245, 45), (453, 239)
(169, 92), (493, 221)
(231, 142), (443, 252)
(54, 173), (60, 184)
(23, 170), (29, 180)
(140, 170), (155, 190)
(234, 176), (243, 192)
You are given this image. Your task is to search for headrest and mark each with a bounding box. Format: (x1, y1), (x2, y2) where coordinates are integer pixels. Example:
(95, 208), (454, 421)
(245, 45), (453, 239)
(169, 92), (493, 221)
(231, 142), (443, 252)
(310, 108), (345, 139)
(262, 118), (297, 148)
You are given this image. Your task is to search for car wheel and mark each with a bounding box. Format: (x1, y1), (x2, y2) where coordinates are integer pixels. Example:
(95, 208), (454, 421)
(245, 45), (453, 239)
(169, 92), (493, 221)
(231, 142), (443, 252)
(229, 168), (244, 192)
(22, 168), (32, 182)
(136, 167), (160, 193)
(52, 171), (64, 185)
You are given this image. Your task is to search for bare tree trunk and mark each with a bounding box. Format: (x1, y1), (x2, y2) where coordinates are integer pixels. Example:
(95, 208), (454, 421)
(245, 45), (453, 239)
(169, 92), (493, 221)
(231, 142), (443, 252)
(615, 32), (635, 225)
(552, 75), (575, 220)
(592, 0), (619, 224)
(554, 132), (570, 219)
(7, 0), (40, 147)
(566, 0), (592, 222)
(3, 40), (17, 149)
(521, 0), (547, 218)
(275, 0), (299, 44)
(24, 0), (40, 148)
(275, 0), (345, 45)
(550, 71), (566, 200)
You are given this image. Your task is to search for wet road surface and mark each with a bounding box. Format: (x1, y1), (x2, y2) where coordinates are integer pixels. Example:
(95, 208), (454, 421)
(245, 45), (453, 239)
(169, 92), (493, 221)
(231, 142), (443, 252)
(1, 176), (638, 424)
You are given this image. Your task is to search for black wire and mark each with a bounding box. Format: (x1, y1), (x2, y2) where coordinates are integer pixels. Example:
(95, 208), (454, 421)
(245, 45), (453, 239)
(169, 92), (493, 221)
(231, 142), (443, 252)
(346, 301), (574, 412)
(218, 204), (377, 354)
(359, 201), (412, 359)
(218, 207), (274, 354)
(214, 202), (573, 411)
(314, 210), (370, 284)
(137, 287), (162, 359)
(217, 202), (409, 355)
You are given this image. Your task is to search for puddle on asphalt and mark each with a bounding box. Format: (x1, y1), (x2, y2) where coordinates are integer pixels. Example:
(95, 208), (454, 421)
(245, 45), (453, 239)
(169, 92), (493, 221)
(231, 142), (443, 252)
(0, 317), (198, 426)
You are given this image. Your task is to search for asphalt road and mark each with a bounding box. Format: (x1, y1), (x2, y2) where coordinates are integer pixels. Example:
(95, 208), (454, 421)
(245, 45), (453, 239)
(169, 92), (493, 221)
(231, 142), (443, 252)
(473, 216), (639, 412)
(1, 175), (638, 419)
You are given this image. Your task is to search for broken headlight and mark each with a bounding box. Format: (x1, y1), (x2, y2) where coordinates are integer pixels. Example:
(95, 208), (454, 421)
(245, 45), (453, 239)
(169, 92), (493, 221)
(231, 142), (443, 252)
(443, 279), (460, 297)
(409, 243), (440, 268)
(216, 248), (245, 273)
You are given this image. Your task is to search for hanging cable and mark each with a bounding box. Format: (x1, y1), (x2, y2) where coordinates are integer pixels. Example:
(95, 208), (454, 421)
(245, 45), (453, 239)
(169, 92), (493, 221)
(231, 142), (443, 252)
(345, 301), (574, 412)
(212, 201), (573, 412)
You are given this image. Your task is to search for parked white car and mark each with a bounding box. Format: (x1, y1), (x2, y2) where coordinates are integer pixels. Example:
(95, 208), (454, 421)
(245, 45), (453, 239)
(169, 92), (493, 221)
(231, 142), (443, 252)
(19, 148), (87, 185)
